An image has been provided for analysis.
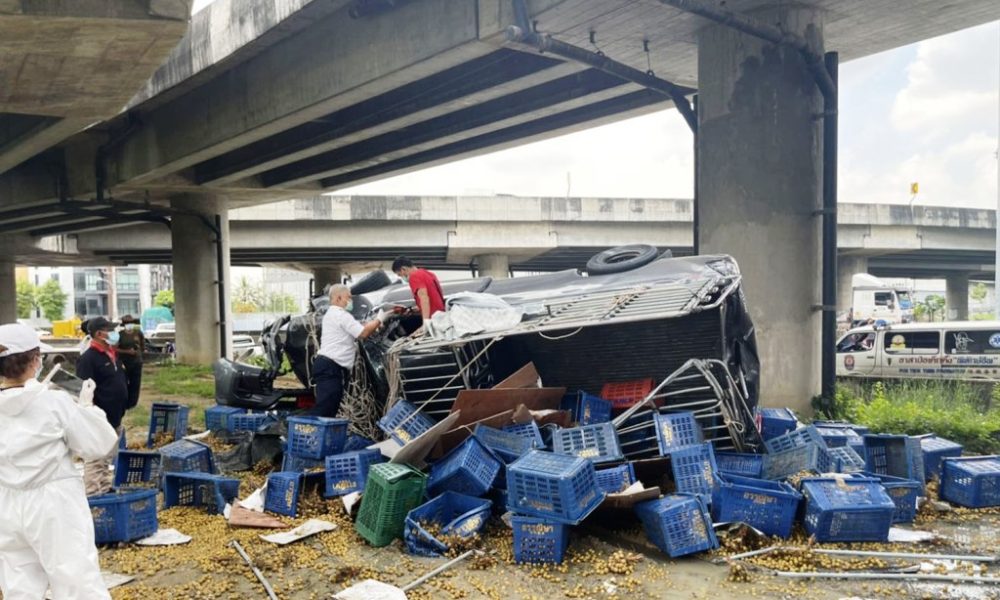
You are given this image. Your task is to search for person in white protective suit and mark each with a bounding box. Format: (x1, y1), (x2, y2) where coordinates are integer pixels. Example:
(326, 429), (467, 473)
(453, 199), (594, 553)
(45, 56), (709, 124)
(0, 323), (118, 599)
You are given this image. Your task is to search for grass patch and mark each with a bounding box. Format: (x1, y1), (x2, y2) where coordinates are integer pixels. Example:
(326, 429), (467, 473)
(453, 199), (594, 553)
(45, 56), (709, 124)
(147, 363), (216, 399)
(821, 380), (1000, 454)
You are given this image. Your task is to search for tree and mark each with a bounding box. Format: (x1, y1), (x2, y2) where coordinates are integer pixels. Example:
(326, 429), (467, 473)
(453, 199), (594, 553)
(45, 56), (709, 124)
(232, 277), (266, 313)
(264, 291), (299, 314)
(971, 282), (988, 303)
(923, 294), (946, 321)
(15, 280), (34, 319)
(35, 279), (67, 321)
(154, 289), (175, 310)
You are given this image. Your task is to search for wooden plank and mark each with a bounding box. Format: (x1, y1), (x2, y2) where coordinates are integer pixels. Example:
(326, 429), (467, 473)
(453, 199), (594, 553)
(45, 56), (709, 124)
(451, 387), (565, 423)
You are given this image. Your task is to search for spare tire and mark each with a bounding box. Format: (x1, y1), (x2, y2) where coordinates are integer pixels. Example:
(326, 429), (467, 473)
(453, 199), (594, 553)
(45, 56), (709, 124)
(351, 270), (392, 295)
(586, 244), (659, 275)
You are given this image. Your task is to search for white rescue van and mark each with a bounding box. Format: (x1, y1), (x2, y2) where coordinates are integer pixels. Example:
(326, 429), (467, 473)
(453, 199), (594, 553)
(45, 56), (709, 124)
(836, 321), (1000, 381)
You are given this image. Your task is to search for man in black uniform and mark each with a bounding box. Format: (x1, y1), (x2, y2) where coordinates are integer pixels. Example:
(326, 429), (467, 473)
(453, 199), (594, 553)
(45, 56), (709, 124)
(76, 316), (129, 496)
(117, 314), (145, 410)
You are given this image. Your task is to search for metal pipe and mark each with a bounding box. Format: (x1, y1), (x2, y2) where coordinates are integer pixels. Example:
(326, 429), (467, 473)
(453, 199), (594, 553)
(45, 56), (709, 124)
(214, 213), (227, 359)
(820, 52), (838, 405)
(230, 541), (278, 600)
(692, 93), (699, 254)
(505, 25), (698, 133)
(773, 571), (1000, 584)
(656, 0), (835, 100)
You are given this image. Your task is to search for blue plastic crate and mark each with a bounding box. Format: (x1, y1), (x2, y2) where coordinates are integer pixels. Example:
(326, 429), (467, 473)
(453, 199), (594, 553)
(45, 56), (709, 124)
(428, 436), (501, 497)
(114, 450), (161, 488)
(504, 421), (546, 449)
(163, 472), (240, 514)
(670, 442), (717, 502)
(920, 435), (963, 480)
(813, 420), (870, 435)
(159, 439), (214, 474)
(551, 422), (624, 465)
(863, 435), (925, 485)
(653, 412), (703, 456)
(758, 408), (798, 440)
(635, 494), (718, 557)
(264, 471), (322, 517)
(764, 425), (826, 453)
(814, 426), (850, 448)
(763, 442), (837, 480)
(941, 456), (1000, 508)
(404, 492), (492, 557)
(561, 391), (613, 426)
(147, 403), (190, 447)
(324, 449), (385, 497)
(801, 477), (895, 542)
(475, 424), (536, 463)
(507, 450), (604, 524)
(594, 463), (636, 494)
(711, 474), (802, 538)
(858, 471), (920, 523)
(344, 433), (375, 452)
(282, 452), (324, 473)
(715, 452), (764, 479)
(511, 516), (570, 564)
(228, 412), (277, 433)
(287, 416), (349, 460)
(827, 445), (866, 473)
(378, 401), (435, 445)
(89, 489), (158, 544)
(204, 405), (245, 431)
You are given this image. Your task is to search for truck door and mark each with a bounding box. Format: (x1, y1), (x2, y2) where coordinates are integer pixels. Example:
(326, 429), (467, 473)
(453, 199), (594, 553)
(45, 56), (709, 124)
(836, 331), (878, 376)
(873, 291), (895, 322)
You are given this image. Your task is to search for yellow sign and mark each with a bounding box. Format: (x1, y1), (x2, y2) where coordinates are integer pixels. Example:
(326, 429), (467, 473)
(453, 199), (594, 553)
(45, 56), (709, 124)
(910, 182), (919, 195)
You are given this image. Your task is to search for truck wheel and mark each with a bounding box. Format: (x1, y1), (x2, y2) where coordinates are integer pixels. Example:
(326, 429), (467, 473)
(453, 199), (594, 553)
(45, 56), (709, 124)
(586, 244), (659, 275)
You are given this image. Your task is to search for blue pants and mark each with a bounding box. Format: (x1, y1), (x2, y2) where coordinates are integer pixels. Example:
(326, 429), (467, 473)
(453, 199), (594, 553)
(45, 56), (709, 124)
(312, 356), (349, 418)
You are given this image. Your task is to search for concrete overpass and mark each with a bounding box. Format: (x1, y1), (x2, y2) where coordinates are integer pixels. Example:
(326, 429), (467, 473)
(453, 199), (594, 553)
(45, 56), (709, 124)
(25, 195), (999, 314)
(2, 0), (998, 411)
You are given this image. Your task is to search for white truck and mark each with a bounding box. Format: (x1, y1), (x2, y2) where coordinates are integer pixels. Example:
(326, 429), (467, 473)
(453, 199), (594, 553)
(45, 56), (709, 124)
(850, 274), (914, 325)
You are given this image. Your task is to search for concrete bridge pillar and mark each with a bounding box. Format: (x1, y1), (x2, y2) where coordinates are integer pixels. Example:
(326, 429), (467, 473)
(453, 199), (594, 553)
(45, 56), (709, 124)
(697, 6), (824, 414)
(313, 267), (342, 295)
(170, 194), (232, 364)
(837, 255), (869, 317)
(476, 254), (510, 279)
(0, 259), (15, 324)
(946, 273), (970, 321)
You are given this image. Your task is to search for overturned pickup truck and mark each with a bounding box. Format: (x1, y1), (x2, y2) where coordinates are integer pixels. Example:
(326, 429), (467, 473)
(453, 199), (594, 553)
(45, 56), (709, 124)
(215, 250), (762, 455)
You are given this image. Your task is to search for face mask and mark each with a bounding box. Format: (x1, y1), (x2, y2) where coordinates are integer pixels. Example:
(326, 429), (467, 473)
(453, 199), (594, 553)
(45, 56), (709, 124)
(400, 275), (409, 284)
(345, 300), (354, 312)
(126, 324), (138, 331)
(106, 331), (121, 346)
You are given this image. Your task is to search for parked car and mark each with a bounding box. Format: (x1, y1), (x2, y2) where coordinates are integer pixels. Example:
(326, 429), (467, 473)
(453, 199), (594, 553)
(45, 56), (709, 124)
(147, 321), (259, 358)
(215, 247), (762, 446)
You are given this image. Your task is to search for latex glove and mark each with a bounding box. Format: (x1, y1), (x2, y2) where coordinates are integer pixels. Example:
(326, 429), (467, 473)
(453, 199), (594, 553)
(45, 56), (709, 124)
(78, 379), (96, 407)
(376, 309), (392, 324)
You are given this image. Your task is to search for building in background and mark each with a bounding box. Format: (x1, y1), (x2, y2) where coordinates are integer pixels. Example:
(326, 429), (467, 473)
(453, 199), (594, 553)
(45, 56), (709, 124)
(22, 265), (173, 322)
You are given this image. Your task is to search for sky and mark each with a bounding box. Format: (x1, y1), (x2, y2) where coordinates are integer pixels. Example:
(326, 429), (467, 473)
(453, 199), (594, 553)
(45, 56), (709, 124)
(192, 0), (998, 209)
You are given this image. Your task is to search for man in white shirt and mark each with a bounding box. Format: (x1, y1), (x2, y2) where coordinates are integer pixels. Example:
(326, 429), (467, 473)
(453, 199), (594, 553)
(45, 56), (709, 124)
(313, 284), (380, 418)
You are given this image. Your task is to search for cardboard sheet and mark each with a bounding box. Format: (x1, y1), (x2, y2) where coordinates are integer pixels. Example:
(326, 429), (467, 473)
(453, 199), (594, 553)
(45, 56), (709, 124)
(228, 505), (287, 529)
(451, 388), (565, 424)
(135, 529), (191, 546)
(389, 410), (462, 469)
(493, 362), (542, 389)
(260, 519), (337, 545)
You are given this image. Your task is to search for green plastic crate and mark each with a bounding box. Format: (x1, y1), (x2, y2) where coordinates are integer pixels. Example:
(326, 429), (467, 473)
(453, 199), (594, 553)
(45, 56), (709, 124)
(355, 463), (427, 547)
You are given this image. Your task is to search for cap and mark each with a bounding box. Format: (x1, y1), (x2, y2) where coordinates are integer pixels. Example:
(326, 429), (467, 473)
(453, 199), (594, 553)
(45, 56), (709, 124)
(0, 323), (54, 357)
(88, 316), (119, 331)
(120, 314), (137, 324)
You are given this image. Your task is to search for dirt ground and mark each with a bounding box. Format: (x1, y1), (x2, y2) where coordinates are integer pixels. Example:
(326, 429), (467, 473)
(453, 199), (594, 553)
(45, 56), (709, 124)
(99, 369), (1000, 599)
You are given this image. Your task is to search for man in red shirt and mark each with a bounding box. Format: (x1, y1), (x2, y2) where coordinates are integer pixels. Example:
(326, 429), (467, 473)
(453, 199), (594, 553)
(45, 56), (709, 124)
(391, 256), (445, 320)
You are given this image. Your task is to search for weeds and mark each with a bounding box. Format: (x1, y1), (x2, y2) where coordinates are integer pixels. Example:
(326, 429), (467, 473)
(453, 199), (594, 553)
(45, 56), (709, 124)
(821, 380), (1000, 454)
(147, 363), (216, 399)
